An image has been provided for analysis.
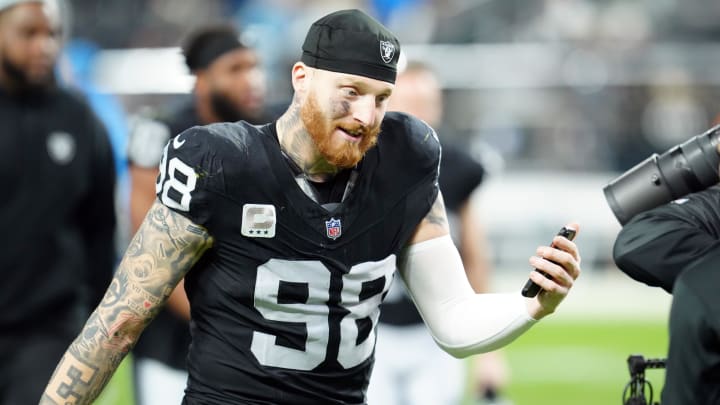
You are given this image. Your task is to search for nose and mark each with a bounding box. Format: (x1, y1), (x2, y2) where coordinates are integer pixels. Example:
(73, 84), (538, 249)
(31, 33), (59, 60)
(352, 95), (376, 127)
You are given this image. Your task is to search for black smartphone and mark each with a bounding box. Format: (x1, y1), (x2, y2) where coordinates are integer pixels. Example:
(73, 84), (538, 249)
(521, 226), (577, 298)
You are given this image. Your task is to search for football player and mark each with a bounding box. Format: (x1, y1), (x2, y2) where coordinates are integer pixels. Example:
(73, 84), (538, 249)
(41, 9), (581, 405)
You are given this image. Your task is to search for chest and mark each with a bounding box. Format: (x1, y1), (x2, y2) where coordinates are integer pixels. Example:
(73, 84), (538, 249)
(0, 99), (93, 205)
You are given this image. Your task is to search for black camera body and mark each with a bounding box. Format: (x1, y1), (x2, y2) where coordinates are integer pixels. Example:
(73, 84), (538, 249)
(604, 125), (720, 225)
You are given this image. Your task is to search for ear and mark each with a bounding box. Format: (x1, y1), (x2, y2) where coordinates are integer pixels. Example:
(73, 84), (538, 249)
(194, 70), (208, 94)
(291, 62), (311, 95)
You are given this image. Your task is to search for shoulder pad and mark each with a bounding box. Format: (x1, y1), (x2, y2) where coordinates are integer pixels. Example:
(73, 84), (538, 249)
(127, 114), (172, 168)
(381, 112), (441, 174)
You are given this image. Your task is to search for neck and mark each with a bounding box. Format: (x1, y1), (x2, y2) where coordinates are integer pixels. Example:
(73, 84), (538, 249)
(195, 92), (220, 124)
(276, 97), (339, 182)
(0, 68), (19, 94)
(0, 61), (53, 97)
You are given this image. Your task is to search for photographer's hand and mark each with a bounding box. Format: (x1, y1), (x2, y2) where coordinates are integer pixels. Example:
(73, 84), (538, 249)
(525, 223), (582, 319)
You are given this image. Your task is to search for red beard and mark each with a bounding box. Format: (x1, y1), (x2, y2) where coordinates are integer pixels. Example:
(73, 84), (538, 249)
(300, 92), (380, 168)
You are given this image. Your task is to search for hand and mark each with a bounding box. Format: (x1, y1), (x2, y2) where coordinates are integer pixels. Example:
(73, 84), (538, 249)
(473, 351), (509, 396)
(525, 223), (582, 319)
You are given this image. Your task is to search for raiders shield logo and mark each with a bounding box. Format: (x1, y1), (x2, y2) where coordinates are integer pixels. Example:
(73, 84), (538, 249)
(379, 40), (395, 64)
(46, 131), (76, 165)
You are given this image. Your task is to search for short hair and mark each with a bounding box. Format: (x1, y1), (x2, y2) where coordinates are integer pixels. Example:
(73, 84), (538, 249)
(181, 25), (247, 72)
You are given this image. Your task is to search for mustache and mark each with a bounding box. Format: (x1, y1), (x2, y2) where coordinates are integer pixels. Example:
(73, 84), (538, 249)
(336, 122), (380, 137)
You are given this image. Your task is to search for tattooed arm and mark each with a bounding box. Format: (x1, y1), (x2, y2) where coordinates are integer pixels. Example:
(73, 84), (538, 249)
(407, 192), (450, 245)
(40, 201), (213, 405)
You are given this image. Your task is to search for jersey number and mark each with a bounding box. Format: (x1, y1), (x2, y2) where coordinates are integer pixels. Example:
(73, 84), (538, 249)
(251, 257), (395, 370)
(156, 143), (196, 211)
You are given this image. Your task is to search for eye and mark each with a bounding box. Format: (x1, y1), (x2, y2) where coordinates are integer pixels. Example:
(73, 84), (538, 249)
(342, 87), (359, 98)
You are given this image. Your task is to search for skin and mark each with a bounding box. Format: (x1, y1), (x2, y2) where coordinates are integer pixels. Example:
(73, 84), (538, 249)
(40, 62), (581, 404)
(276, 63), (389, 179)
(195, 47), (266, 124)
(41, 203), (213, 404)
(0, 0), (61, 92)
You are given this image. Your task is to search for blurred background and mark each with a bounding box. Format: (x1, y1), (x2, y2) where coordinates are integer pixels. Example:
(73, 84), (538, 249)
(54, 0), (718, 403)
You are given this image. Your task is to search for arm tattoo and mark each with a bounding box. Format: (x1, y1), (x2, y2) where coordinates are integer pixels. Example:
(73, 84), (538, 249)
(40, 202), (213, 404)
(423, 193), (450, 229)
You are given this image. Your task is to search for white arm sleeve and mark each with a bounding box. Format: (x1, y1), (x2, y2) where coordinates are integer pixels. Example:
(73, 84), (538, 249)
(399, 235), (537, 358)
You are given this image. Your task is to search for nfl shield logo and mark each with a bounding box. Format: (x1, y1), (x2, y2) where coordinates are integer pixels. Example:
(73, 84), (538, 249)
(325, 218), (342, 240)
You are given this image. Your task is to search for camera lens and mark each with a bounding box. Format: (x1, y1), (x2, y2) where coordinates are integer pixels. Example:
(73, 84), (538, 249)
(604, 125), (720, 225)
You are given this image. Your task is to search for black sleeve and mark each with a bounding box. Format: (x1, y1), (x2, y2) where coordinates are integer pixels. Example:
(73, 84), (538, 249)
(155, 126), (228, 228)
(438, 142), (485, 212)
(77, 113), (117, 308)
(612, 185), (720, 293)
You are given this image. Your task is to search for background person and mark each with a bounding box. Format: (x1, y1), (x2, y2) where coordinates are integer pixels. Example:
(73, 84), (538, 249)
(613, 161), (720, 403)
(369, 60), (509, 405)
(0, 0), (116, 403)
(127, 24), (272, 405)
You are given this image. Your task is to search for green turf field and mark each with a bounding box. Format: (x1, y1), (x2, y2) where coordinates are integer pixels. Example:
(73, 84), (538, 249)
(94, 356), (135, 405)
(92, 318), (669, 405)
(464, 317), (669, 405)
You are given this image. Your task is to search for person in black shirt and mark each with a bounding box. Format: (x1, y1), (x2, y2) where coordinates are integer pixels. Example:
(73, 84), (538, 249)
(126, 24), (272, 405)
(42, 9), (581, 405)
(0, 1), (116, 404)
(614, 181), (720, 404)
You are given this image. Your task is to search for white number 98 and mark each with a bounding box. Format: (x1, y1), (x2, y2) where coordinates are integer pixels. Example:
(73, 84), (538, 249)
(155, 143), (197, 212)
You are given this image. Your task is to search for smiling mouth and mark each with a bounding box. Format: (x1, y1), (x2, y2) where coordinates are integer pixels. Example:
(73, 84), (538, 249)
(339, 127), (363, 140)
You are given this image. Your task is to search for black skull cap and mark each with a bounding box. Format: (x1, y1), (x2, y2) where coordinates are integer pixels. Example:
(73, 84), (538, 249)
(301, 9), (400, 84)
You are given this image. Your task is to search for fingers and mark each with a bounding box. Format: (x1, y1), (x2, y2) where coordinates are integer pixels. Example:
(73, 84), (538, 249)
(551, 224), (581, 262)
(529, 255), (574, 290)
(528, 268), (569, 296)
(528, 231), (583, 292)
(527, 223), (582, 298)
(536, 244), (581, 280)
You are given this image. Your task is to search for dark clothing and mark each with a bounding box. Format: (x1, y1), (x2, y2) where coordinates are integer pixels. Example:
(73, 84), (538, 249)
(612, 186), (720, 404)
(130, 102), (203, 371)
(0, 86), (116, 403)
(155, 113), (440, 404)
(0, 334), (72, 405)
(437, 142), (486, 212)
(379, 141), (485, 326)
(131, 101), (277, 372)
(613, 185), (720, 293)
(663, 251), (720, 405)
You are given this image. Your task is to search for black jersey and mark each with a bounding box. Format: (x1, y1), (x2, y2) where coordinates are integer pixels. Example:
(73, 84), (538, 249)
(379, 141), (485, 326)
(0, 87), (116, 336)
(155, 112), (440, 404)
(131, 101), (282, 371)
(614, 185), (720, 293)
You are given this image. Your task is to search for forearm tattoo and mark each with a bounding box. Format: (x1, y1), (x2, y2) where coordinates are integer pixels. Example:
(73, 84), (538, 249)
(40, 202), (213, 404)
